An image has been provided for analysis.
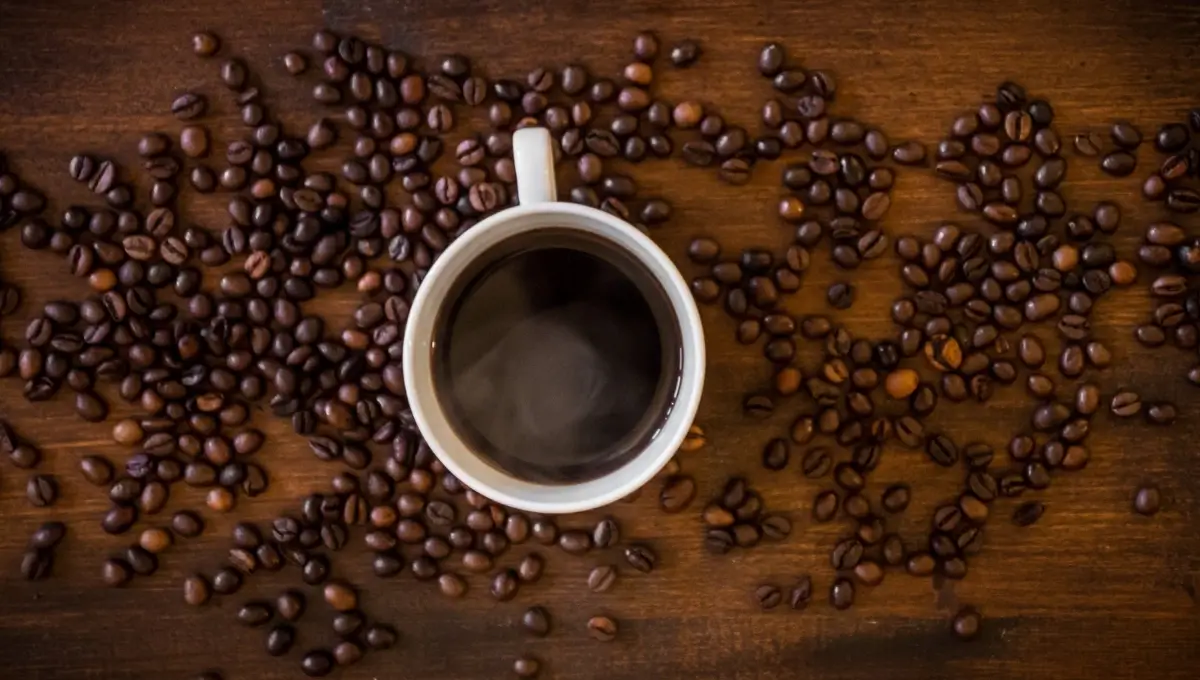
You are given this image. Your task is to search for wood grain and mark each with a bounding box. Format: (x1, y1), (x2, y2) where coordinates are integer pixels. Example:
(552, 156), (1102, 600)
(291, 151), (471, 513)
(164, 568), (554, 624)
(1, 0), (1198, 678)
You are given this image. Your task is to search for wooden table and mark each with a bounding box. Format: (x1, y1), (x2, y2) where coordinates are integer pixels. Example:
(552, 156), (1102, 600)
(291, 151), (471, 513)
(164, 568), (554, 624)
(1, 0), (1197, 678)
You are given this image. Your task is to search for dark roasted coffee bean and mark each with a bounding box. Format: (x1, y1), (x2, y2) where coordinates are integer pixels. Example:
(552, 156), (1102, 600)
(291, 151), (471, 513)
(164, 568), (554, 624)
(755, 584), (783, 609)
(952, 607), (982, 640)
(831, 538), (864, 570)
(27, 475), (57, 507)
(624, 544), (657, 573)
(925, 434), (958, 467)
(881, 484), (910, 513)
(1012, 501), (1045, 527)
(1100, 151), (1136, 177)
(829, 578), (855, 610)
(300, 650), (334, 677)
(1133, 486), (1161, 515)
(522, 605), (551, 636)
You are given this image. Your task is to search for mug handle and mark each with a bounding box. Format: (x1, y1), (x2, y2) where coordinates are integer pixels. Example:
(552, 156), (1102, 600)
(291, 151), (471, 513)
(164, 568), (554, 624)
(513, 128), (557, 204)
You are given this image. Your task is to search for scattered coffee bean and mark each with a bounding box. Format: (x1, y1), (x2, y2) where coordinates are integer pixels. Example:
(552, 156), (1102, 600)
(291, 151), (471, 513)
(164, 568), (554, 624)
(1133, 486), (1161, 516)
(952, 607), (982, 640)
(587, 615), (618, 641)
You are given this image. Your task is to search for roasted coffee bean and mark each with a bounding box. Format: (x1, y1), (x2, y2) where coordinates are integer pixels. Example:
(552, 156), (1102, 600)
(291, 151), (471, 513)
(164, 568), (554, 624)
(587, 565), (617, 593)
(181, 572), (215, 605)
(1100, 151), (1137, 176)
(952, 607), (982, 640)
(1073, 131), (1103, 156)
(522, 606), (551, 637)
(881, 484), (911, 513)
(300, 650), (334, 677)
(761, 438), (790, 471)
(760, 514), (791, 541)
(659, 475), (696, 513)
(171, 92), (207, 120)
(755, 584), (782, 610)
(1110, 391), (1142, 417)
(1147, 402), (1177, 425)
(926, 434), (958, 467)
(801, 447), (832, 478)
(1013, 501), (1045, 527)
(587, 615), (618, 641)
(1133, 486), (1161, 515)
(831, 538), (864, 570)
(624, 544), (657, 573)
(829, 578), (855, 610)
(27, 474), (57, 507)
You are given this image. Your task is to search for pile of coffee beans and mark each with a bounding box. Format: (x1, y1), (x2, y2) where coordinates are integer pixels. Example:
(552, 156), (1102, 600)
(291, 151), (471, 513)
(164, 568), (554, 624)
(1142, 115), (1200, 211)
(701, 477), (792, 553)
(682, 79), (1187, 639)
(687, 42), (917, 352)
(0, 22), (1191, 679)
(1119, 119), (1200, 392)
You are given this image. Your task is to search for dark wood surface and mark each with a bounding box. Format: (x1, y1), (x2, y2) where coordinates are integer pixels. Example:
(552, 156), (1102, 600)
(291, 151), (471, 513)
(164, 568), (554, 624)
(1, 0), (1199, 678)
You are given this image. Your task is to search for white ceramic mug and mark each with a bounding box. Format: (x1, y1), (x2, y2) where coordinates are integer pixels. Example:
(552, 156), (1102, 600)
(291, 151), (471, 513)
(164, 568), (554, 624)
(403, 127), (705, 514)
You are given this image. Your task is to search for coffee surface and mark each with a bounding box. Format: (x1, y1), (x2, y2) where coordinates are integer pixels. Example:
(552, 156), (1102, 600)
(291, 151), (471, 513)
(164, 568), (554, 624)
(436, 236), (676, 483)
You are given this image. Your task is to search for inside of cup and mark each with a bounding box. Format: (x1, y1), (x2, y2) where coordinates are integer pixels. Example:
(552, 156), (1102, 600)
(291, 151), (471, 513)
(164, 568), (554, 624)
(403, 203), (705, 513)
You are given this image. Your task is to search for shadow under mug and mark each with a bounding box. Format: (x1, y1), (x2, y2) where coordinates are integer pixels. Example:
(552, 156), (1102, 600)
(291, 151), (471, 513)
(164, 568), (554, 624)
(403, 127), (705, 514)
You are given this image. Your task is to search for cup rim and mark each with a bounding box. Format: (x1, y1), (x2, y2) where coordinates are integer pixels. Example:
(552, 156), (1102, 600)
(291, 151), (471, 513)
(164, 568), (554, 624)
(403, 202), (705, 513)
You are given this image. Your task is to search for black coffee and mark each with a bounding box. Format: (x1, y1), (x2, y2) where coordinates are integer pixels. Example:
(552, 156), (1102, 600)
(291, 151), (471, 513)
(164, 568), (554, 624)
(435, 229), (681, 484)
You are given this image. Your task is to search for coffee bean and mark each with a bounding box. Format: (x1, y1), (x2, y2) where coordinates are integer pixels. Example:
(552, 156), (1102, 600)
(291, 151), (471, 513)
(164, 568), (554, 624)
(926, 434), (958, 467)
(682, 140), (715, 166)
(122, 545), (156, 576)
(587, 564), (617, 593)
(26, 474), (57, 507)
(829, 578), (855, 610)
(831, 538), (864, 570)
(658, 475), (696, 513)
(755, 584), (783, 609)
(136, 526), (172, 554)
(172, 92), (207, 120)
(29, 521), (66, 550)
(756, 437), (790, 471)
(624, 544), (657, 573)
(363, 623), (398, 651)
(1101, 151), (1136, 176)
(192, 31), (220, 56)
(71, 455), (116, 489)
(489, 569), (519, 601)
(1072, 132), (1103, 156)
(513, 656), (541, 678)
(331, 611), (365, 638)
(1133, 486), (1161, 515)
(211, 567), (242, 595)
(669, 39), (700, 67)
(180, 126), (210, 158)
(436, 573), (466, 598)
(236, 601), (273, 627)
(300, 650), (334, 677)
(587, 615), (618, 641)
(86, 553), (129, 587)
(880, 484), (911, 513)
(522, 606), (551, 636)
(1012, 501), (1045, 527)
(1147, 402), (1177, 425)
(743, 393), (774, 418)
(827, 281), (855, 309)
(1110, 391), (1142, 417)
(758, 43), (785, 76)
(1110, 120), (1142, 148)
(265, 625), (295, 657)
(952, 607), (982, 640)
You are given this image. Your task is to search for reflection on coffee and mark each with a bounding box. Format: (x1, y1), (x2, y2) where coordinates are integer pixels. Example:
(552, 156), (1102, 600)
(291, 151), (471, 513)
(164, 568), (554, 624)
(434, 229), (681, 484)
